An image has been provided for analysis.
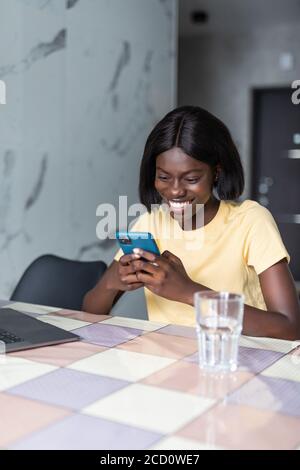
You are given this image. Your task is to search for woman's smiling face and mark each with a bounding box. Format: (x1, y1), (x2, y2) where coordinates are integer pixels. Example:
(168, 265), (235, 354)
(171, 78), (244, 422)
(154, 147), (216, 218)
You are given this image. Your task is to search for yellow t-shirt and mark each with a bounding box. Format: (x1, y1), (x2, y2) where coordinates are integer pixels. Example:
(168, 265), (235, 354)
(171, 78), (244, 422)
(114, 200), (290, 326)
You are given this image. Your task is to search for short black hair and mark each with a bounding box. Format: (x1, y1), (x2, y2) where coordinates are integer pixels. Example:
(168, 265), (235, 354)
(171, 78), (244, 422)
(139, 105), (244, 211)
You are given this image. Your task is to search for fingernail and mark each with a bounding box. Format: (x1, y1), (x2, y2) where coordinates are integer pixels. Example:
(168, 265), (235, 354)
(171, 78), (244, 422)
(133, 248), (142, 254)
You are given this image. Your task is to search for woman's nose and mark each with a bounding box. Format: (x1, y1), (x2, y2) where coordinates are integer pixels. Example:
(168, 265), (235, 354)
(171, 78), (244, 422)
(170, 180), (186, 197)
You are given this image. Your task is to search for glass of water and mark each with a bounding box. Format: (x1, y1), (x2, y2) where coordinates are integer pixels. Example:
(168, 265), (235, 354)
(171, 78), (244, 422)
(194, 291), (244, 372)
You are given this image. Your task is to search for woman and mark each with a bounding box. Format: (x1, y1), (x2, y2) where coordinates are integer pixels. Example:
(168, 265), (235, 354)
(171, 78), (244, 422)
(83, 106), (300, 339)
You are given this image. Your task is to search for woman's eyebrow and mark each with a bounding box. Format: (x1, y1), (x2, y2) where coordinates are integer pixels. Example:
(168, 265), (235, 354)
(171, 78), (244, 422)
(156, 167), (204, 175)
(182, 169), (204, 175)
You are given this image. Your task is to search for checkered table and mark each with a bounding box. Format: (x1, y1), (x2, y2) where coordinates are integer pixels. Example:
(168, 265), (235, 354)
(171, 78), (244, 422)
(1, 299), (300, 450)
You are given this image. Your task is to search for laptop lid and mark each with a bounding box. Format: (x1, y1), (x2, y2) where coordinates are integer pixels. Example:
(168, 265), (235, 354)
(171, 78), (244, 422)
(0, 308), (80, 353)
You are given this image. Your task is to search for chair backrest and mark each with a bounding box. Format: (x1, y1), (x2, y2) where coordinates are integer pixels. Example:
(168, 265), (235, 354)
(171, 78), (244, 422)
(10, 254), (107, 311)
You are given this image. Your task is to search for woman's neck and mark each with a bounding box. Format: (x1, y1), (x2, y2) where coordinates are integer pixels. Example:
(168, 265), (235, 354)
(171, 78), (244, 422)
(176, 196), (220, 231)
(203, 196), (220, 226)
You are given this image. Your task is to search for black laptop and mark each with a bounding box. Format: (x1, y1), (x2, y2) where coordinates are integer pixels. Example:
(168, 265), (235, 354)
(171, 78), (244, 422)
(0, 308), (80, 353)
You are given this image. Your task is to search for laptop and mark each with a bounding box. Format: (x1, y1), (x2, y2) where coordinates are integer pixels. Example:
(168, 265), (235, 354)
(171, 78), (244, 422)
(0, 308), (80, 353)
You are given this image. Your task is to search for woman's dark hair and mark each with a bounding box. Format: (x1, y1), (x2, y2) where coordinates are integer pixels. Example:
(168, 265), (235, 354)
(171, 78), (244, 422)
(139, 105), (244, 211)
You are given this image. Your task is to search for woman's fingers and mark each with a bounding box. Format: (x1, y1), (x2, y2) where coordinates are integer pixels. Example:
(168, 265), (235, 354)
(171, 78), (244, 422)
(120, 273), (141, 285)
(132, 248), (156, 262)
(119, 264), (136, 276)
(132, 249), (170, 270)
(130, 259), (158, 275)
(118, 250), (175, 289)
(120, 261), (159, 281)
(124, 281), (144, 290)
(119, 253), (140, 266)
(135, 272), (157, 285)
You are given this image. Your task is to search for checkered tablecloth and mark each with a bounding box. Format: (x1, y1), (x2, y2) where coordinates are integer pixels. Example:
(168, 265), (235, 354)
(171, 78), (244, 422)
(1, 300), (300, 450)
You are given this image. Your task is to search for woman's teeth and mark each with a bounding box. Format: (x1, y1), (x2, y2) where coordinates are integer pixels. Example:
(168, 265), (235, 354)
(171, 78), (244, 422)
(169, 200), (192, 209)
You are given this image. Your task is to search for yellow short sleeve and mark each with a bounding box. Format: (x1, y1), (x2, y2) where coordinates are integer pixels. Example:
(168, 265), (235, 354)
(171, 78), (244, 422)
(113, 248), (123, 262)
(244, 205), (290, 275)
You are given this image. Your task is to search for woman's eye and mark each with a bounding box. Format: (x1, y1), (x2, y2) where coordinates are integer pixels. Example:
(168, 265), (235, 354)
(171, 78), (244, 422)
(186, 178), (199, 184)
(157, 175), (169, 181)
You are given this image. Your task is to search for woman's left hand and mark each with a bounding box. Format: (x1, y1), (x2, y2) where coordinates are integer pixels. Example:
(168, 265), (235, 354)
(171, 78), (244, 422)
(131, 248), (197, 304)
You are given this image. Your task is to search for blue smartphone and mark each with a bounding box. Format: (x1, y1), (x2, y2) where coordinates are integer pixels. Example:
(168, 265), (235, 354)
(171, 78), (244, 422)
(116, 231), (160, 258)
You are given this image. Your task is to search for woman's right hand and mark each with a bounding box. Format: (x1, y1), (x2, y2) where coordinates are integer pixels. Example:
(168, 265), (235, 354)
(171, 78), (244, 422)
(116, 253), (144, 291)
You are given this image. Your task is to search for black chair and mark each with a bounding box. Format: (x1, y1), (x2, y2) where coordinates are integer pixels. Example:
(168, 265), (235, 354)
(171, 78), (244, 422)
(10, 254), (107, 311)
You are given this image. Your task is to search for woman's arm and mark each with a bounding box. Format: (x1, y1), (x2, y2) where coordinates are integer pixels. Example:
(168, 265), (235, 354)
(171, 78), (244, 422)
(185, 259), (300, 340)
(82, 253), (143, 315)
(242, 260), (300, 339)
(82, 261), (123, 315)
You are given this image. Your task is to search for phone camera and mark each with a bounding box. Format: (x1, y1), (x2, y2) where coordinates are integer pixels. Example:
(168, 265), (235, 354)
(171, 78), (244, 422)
(120, 237), (132, 245)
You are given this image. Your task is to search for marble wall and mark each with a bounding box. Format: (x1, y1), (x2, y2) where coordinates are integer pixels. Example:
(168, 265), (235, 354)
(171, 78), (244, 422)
(0, 0), (177, 316)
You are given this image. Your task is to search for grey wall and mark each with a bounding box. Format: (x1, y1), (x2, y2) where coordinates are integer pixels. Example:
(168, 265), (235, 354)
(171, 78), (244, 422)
(0, 0), (178, 318)
(178, 22), (300, 197)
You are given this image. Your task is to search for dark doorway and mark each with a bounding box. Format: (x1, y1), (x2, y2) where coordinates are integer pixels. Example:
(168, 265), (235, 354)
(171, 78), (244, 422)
(251, 87), (300, 281)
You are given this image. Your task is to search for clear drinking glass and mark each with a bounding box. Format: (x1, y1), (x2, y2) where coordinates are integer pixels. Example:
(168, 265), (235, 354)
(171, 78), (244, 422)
(194, 291), (244, 372)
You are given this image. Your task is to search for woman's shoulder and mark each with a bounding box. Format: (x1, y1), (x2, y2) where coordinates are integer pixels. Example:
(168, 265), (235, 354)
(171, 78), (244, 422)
(223, 199), (275, 225)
